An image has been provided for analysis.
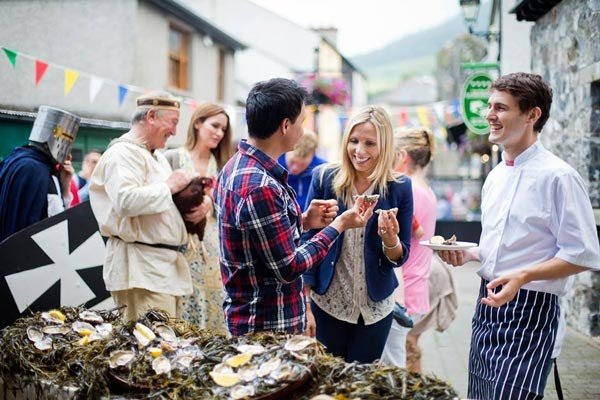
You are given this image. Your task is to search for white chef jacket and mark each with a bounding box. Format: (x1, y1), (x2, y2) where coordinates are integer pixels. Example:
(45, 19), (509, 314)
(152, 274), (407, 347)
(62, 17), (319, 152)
(478, 140), (600, 296)
(89, 139), (192, 296)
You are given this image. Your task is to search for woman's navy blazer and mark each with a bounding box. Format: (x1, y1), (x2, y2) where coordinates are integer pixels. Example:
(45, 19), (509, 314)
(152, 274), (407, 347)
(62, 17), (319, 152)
(301, 166), (413, 302)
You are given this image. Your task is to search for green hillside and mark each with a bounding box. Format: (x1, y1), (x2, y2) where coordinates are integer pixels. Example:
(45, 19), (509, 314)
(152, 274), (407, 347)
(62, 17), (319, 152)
(351, 14), (466, 96)
(365, 54), (437, 98)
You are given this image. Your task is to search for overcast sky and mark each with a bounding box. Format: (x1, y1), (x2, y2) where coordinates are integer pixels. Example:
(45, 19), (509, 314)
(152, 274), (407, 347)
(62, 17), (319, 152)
(250, 0), (463, 56)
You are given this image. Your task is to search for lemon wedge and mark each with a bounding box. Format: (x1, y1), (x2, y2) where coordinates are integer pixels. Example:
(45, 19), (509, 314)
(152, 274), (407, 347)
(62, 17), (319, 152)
(429, 235), (445, 245)
(78, 329), (93, 337)
(148, 347), (163, 358)
(209, 371), (240, 387)
(48, 309), (66, 322)
(225, 352), (252, 368)
(78, 336), (90, 346)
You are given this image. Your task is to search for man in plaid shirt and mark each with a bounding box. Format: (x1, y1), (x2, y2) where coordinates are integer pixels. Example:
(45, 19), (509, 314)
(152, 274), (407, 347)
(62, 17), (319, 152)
(215, 78), (375, 336)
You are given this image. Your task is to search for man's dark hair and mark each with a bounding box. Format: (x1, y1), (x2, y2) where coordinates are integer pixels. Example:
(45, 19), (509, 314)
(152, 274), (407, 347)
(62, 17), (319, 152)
(246, 78), (308, 139)
(491, 72), (553, 132)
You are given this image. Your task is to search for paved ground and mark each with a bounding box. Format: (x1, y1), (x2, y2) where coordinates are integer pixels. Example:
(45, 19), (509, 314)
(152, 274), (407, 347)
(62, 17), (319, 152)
(420, 261), (600, 399)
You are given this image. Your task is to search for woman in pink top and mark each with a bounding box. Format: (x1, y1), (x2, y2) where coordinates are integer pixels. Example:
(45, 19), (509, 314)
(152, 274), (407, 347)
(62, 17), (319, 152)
(381, 127), (436, 370)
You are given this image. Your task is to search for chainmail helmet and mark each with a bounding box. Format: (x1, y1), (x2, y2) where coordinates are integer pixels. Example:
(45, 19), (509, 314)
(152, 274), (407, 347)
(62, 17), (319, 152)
(28, 106), (81, 164)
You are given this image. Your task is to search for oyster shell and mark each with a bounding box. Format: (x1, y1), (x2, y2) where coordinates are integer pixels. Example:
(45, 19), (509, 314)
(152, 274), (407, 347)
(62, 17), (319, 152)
(160, 340), (176, 352)
(42, 325), (71, 335)
(72, 321), (96, 336)
(27, 326), (44, 343)
(270, 363), (294, 381)
(374, 207), (398, 215)
(152, 356), (172, 375)
(235, 343), (266, 355)
(443, 234), (457, 245)
(230, 384), (256, 400)
(153, 323), (177, 342)
(257, 357), (281, 377)
(34, 336), (52, 351)
(284, 335), (315, 352)
(237, 365), (258, 382)
(78, 310), (103, 323)
(133, 322), (155, 347)
(212, 363), (234, 374)
(289, 351), (309, 362)
(109, 350), (136, 369)
(174, 354), (194, 369)
(95, 323), (113, 338)
(353, 194), (379, 205)
(41, 310), (65, 325)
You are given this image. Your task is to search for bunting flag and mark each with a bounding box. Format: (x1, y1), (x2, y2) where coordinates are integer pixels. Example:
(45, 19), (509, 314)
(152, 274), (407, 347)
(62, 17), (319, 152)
(3, 48), (17, 68)
(64, 69), (79, 96)
(417, 107), (430, 127)
(89, 76), (103, 103)
(117, 85), (128, 106)
(34, 60), (49, 86)
(397, 109), (409, 127)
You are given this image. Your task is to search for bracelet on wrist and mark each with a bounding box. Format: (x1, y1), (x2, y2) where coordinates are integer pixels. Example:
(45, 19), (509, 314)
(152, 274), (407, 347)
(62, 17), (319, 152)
(382, 239), (401, 250)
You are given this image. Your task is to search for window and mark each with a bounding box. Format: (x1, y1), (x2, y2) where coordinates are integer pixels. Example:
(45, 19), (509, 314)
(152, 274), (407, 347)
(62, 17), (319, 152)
(169, 26), (189, 90)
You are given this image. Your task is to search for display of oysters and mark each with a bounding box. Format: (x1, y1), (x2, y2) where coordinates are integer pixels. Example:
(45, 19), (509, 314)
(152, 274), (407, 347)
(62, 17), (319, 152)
(1, 307), (458, 399)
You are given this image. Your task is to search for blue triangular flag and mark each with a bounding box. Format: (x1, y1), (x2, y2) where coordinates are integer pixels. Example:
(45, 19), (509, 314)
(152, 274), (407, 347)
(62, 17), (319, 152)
(118, 85), (128, 106)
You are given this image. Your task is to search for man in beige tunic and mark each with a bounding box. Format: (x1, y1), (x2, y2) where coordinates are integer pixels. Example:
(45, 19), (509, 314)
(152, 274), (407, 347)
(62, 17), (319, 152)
(90, 92), (200, 320)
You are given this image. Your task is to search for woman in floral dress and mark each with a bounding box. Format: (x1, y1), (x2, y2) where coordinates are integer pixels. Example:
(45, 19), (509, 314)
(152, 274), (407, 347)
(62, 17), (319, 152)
(165, 102), (232, 334)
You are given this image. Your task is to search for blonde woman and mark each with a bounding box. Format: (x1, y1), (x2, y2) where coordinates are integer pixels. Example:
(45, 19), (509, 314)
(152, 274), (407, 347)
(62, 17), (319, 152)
(302, 105), (413, 363)
(164, 102), (232, 334)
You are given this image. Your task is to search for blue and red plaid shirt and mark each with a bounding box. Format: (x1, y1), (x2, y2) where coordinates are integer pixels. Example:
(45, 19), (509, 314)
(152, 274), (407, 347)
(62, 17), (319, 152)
(215, 140), (339, 336)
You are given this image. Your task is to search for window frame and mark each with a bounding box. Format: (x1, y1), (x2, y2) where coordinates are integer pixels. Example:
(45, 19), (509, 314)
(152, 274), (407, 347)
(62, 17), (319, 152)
(168, 25), (190, 91)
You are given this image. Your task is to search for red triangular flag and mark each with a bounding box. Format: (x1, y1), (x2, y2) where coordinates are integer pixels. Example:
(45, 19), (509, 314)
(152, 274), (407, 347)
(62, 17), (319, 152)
(35, 60), (49, 86)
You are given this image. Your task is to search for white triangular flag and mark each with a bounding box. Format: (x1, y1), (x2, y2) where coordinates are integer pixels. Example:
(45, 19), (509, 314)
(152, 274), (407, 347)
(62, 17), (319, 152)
(89, 76), (104, 103)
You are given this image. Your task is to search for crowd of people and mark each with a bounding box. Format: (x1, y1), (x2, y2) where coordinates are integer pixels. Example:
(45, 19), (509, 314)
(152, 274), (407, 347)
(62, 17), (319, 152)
(0, 73), (598, 400)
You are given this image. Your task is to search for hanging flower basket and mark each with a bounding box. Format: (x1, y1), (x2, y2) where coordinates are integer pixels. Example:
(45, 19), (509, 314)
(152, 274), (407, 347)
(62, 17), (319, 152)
(300, 74), (350, 106)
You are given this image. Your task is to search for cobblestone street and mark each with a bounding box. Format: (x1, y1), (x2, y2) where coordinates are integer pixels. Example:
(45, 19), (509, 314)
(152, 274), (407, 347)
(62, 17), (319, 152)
(420, 261), (600, 399)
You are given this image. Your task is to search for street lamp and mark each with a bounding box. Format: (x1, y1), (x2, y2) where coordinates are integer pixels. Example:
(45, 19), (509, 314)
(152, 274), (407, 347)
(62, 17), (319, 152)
(459, 0), (500, 41)
(460, 0), (480, 28)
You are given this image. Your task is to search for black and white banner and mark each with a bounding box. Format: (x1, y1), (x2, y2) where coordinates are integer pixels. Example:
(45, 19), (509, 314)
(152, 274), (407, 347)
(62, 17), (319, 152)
(0, 201), (109, 328)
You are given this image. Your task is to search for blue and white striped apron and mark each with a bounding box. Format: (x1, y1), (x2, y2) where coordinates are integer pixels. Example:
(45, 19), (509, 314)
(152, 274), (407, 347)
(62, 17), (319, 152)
(468, 279), (559, 400)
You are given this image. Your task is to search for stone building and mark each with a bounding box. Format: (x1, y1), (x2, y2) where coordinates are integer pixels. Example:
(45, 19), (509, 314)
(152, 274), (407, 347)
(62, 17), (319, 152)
(513, 0), (600, 339)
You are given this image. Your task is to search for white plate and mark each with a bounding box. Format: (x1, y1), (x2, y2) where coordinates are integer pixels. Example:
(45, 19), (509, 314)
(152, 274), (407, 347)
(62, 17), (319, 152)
(419, 240), (478, 251)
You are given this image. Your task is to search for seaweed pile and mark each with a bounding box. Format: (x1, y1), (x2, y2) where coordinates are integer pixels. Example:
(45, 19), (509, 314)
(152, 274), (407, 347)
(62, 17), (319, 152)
(303, 353), (459, 400)
(0, 307), (458, 399)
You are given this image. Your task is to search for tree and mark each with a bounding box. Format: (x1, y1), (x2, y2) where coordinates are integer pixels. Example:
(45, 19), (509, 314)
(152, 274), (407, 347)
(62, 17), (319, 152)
(436, 34), (487, 100)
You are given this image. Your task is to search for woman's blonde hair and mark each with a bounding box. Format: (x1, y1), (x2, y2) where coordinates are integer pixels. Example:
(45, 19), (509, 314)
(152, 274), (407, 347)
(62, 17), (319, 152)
(185, 102), (233, 170)
(393, 127), (435, 170)
(325, 105), (398, 207)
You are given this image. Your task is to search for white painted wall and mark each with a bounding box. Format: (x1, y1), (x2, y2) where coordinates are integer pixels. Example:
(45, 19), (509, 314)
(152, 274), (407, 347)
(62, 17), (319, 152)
(0, 0), (138, 119)
(500, 0), (533, 74)
(0, 0), (238, 144)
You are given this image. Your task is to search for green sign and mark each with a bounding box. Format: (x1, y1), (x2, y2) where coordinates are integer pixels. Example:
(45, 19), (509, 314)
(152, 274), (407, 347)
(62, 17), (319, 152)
(461, 72), (493, 135)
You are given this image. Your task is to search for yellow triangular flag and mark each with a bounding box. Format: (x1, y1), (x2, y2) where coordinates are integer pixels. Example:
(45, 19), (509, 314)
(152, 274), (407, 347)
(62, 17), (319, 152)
(64, 69), (79, 96)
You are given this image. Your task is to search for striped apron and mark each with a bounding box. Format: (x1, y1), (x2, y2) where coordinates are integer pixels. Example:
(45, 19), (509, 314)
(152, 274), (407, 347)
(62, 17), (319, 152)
(468, 279), (559, 400)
